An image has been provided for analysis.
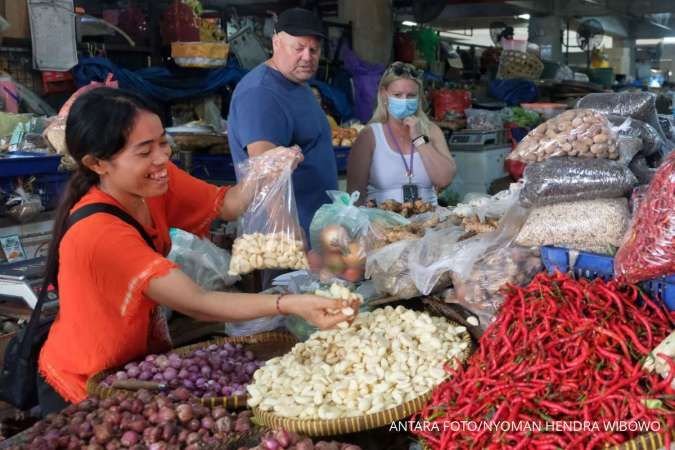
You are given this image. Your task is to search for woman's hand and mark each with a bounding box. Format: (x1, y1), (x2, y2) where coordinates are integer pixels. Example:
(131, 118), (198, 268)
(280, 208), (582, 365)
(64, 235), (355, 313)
(403, 116), (423, 141)
(281, 294), (360, 330)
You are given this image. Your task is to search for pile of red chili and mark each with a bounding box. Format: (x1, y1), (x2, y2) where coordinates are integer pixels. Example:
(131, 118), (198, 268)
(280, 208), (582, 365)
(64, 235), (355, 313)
(414, 272), (675, 450)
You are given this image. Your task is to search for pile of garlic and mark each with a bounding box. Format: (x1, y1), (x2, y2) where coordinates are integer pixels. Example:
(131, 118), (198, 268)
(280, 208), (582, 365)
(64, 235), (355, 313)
(315, 283), (364, 325)
(229, 232), (308, 275)
(248, 306), (470, 419)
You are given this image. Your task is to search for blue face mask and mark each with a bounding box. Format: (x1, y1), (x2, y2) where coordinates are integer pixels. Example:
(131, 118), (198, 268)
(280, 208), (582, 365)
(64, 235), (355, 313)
(387, 96), (419, 120)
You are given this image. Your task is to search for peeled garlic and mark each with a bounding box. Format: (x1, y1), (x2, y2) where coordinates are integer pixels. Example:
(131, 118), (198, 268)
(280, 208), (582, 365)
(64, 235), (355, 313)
(247, 306), (470, 419)
(229, 232), (308, 275)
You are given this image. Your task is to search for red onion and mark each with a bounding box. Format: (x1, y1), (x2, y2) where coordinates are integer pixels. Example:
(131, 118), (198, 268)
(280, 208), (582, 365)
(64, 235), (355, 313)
(175, 404), (193, 423)
(120, 431), (139, 446)
(262, 437), (280, 450)
(275, 430), (291, 447)
(200, 416), (214, 430)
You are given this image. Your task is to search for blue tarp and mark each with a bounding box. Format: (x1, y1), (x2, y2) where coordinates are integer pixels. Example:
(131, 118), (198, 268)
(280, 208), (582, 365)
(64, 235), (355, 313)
(73, 57), (354, 120)
(488, 79), (539, 106)
(73, 57), (247, 103)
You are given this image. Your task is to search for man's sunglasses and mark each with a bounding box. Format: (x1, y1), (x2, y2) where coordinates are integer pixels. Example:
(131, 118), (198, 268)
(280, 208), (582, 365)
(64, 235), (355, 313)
(386, 63), (423, 79)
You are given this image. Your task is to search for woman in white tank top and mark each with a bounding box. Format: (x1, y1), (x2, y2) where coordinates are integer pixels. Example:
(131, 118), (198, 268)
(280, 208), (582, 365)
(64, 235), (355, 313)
(347, 62), (456, 205)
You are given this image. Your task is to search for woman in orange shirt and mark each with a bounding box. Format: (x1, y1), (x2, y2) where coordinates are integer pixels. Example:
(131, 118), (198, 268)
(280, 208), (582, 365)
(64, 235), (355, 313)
(37, 88), (355, 412)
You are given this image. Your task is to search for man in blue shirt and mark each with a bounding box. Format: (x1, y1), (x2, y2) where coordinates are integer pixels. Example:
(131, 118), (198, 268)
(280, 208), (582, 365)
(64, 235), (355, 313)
(228, 8), (338, 241)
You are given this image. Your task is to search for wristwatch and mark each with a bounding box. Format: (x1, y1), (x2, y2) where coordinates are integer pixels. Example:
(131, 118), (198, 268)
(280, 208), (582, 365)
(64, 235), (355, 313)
(412, 135), (430, 148)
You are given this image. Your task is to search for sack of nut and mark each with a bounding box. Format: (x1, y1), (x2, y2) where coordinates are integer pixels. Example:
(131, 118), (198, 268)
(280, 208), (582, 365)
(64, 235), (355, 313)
(228, 147), (309, 276)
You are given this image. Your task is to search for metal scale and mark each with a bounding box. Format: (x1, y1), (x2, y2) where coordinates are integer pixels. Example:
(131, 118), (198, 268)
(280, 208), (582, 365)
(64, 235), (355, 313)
(0, 257), (57, 315)
(447, 129), (511, 199)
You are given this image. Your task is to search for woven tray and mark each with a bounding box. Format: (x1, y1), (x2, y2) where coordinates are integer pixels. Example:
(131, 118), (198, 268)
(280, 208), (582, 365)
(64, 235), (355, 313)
(610, 430), (675, 450)
(498, 50), (544, 80)
(87, 331), (297, 409)
(252, 322), (472, 436)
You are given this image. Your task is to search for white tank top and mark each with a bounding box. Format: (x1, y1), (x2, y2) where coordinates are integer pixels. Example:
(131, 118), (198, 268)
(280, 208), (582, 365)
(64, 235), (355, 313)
(367, 123), (438, 204)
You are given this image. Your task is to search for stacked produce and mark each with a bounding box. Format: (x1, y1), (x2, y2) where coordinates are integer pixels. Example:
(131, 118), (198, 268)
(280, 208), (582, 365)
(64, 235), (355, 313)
(414, 272), (674, 449)
(11, 390), (254, 449)
(102, 342), (263, 399)
(449, 185), (521, 235)
(238, 430), (361, 450)
(331, 127), (359, 147)
(248, 307), (470, 419)
(366, 199), (434, 218)
(508, 109), (618, 162)
(309, 192), (407, 281)
(615, 151), (675, 283)
(230, 147), (308, 275)
(229, 233), (308, 275)
(514, 198), (630, 254)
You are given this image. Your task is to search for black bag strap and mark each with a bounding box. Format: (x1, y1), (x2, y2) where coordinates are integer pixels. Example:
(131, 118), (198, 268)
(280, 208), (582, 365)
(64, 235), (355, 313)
(18, 203), (156, 359)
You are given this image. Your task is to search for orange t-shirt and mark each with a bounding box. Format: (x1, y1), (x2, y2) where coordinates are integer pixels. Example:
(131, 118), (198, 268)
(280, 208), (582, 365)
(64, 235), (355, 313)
(39, 162), (227, 403)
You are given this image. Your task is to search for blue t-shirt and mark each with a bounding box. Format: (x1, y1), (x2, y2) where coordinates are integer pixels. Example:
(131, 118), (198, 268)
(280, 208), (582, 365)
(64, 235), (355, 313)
(227, 64), (338, 238)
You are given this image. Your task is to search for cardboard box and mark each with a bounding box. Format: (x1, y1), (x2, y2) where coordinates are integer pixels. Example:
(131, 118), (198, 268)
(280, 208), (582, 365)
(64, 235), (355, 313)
(0, 0), (30, 39)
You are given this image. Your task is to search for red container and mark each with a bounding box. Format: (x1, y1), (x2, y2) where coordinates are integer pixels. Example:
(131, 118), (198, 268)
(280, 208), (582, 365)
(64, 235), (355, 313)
(432, 89), (471, 121)
(160, 0), (199, 45)
(41, 71), (75, 95)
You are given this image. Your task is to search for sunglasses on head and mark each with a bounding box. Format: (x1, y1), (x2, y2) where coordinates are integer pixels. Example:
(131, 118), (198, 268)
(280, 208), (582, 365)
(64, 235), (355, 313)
(387, 62), (423, 79)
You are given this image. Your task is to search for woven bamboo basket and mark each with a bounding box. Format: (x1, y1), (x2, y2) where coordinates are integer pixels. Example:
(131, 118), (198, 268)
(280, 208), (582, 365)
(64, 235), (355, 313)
(497, 50), (544, 80)
(86, 331), (297, 409)
(610, 430), (675, 450)
(252, 322), (473, 436)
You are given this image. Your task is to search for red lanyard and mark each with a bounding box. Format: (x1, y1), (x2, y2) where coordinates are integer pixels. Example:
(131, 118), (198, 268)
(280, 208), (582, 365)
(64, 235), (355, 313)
(385, 123), (415, 179)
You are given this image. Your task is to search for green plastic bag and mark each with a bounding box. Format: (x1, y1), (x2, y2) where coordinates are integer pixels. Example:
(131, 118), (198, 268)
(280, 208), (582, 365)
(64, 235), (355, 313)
(309, 191), (409, 279)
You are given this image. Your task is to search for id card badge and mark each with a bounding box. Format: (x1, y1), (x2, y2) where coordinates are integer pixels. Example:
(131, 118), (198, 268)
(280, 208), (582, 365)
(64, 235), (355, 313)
(402, 183), (419, 202)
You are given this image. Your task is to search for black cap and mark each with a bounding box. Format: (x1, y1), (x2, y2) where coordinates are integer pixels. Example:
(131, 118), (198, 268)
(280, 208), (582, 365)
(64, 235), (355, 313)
(276, 8), (326, 39)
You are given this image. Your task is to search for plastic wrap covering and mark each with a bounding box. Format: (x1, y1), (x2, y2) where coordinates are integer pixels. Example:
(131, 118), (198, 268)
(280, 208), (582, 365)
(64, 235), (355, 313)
(507, 109), (618, 163)
(309, 191), (408, 280)
(515, 198), (630, 254)
(465, 108), (503, 130)
(447, 246), (542, 330)
(407, 226), (472, 296)
(228, 148), (308, 275)
(520, 157), (637, 207)
(450, 183), (522, 223)
(607, 115), (665, 157)
(629, 155), (658, 185)
(576, 92), (663, 135)
(365, 240), (420, 299)
(5, 186), (43, 223)
(168, 228), (239, 290)
(615, 152), (675, 283)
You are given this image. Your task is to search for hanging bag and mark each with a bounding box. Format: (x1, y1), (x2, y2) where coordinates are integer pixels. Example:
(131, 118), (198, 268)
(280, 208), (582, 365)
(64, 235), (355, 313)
(0, 203), (156, 410)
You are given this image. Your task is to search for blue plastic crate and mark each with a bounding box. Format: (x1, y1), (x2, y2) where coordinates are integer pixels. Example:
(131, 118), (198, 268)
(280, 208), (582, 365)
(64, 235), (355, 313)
(540, 245), (614, 281)
(35, 172), (70, 210)
(0, 152), (61, 177)
(540, 245), (675, 311)
(334, 146), (350, 173)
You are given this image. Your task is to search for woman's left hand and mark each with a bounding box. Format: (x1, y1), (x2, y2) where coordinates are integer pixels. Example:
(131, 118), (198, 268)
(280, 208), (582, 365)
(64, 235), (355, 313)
(403, 116), (423, 142)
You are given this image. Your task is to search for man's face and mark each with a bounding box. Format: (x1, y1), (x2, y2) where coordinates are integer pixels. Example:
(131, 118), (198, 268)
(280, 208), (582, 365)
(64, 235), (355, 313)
(272, 32), (321, 83)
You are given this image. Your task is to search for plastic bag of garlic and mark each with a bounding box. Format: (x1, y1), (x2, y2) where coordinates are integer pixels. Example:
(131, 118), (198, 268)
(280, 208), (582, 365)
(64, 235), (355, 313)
(247, 306), (470, 419)
(228, 147), (309, 275)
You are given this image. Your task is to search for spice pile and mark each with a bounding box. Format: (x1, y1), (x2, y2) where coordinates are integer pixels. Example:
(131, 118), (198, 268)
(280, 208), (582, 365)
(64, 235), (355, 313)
(415, 272), (674, 449)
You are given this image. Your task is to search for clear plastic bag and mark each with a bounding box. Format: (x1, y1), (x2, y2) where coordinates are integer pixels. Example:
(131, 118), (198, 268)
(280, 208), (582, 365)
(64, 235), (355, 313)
(447, 246), (542, 331)
(465, 108), (503, 130)
(308, 191), (407, 281)
(515, 198), (630, 254)
(168, 228), (239, 290)
(507, 109), (619, 163)
(407, 225), (470, 296)
(228, 148), (308, 275)
(607, 115), (666, 157)
(520, 157), (638, 207)
(5, 185), (43, 223)
(615, 152), (675, 283)
(365, 239), (420, 299)
(451, 183), (522, 223)
(225, 287), (286, 337)
(576, 92), (664, 137)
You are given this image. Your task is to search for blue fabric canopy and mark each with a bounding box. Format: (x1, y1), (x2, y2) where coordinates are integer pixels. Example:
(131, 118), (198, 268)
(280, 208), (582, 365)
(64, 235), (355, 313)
(73, 57), (354, 120)
(73, 57), (247, 103)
